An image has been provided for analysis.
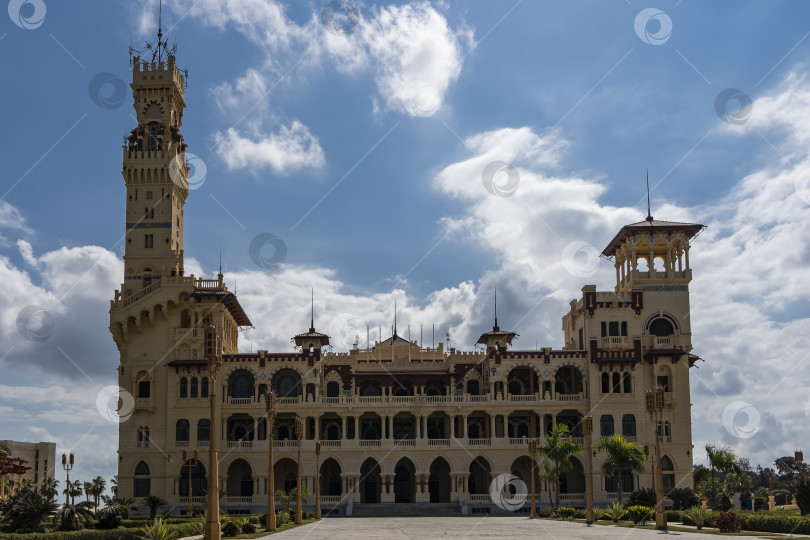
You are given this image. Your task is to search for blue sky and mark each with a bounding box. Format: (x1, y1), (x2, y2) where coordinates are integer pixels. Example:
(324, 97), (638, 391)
(2, 0), (810, 491)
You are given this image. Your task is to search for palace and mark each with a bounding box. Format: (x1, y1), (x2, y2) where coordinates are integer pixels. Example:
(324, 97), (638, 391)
(110, 46), (702, 515)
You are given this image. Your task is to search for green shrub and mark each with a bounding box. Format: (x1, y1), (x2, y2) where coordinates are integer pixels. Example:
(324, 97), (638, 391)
(602, 502), (625, 523)
(682, 506), (713, 530)
(712, 511), (741, 533)
(241, 521), (256, 534)
(665, 510), (682, 523)
(249, 515), (260, 524)
(139, 518), (177, 540)
(553, 507), (576, 520)
(667, 487), (700, 511)
(625, 505), (653, 525)
(258, 512), (267, 526)
(737, 511), (810, 534)
(221, 520), (239, 537)
(1, 531), (141, 540)
(303, 511), (315, 520)
(627, 488), (657, 508)
(97, 513), (122, 530)
(276, 510), (291, 526)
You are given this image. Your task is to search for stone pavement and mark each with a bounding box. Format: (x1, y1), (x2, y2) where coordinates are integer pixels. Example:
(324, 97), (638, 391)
(262, 516), (769, 539)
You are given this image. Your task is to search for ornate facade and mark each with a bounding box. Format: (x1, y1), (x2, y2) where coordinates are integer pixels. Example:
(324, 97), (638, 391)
(111, 49), (703, 514)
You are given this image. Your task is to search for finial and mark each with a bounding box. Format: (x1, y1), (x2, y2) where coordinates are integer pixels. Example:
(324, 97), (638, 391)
(310, 288), (315, 332)
(218, 241), (222, 276)
(646, 168), (653, 222)
(393, 296), (397, 337)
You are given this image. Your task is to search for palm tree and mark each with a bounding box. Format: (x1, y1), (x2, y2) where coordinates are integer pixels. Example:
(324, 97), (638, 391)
(110, 475), (118, 497)
(63, 479), (82, 505)
(53, 501), (94, 531)
(91, 476), (107, 513)
(142, 495), (169, 519)
(534, 423), (583, 509)
(595, 434), (647, 503)
(83, 481), (93, 503)
(41, 476), (59, 500)
(0, 484), (59, 532)
(705, 444), (737, 509)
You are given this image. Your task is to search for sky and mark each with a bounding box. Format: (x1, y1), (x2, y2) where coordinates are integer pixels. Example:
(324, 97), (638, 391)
(1, 0), (810, 493)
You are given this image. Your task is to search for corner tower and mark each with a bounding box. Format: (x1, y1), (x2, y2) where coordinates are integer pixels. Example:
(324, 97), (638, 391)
(121, 54), (188, 296)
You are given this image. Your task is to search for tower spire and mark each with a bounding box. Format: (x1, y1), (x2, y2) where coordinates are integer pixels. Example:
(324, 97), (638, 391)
(494, 287), (499, 330)
(310, 288), (315, 332)
(646, 168), (653, 222)
(393, 297), (397, 337)
(218, 241), (222, 276)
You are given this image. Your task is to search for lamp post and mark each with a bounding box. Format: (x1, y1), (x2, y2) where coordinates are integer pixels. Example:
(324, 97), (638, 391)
(528, 438), (537, 518)
(265, 391), (277, 531)
(61, 452), (74, 506)
(582, 415), (594, 524)
(646, 386), (667, 530)
(295, 417), (304, 524)
(315, 441), (321, 519)
(183, 448), (199, 515)
(204, 325), (222, 540)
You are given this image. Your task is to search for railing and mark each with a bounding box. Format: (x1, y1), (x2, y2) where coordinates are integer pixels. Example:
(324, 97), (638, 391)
(468, 494), (491, 503)
(624, 436), (637, 442)
(428, 439), (449, 447)
(509, 394), (538, 402)
(322, 397), (341, 404)
(359, 440), (381, 447)
(654, 336), (673, 347)
(468, 438), (491, 447)
(277, 397), (299, 405)
(319, 440), (341, 447)
(226, 441), (253, 448)
(568, 437), (584, 445)
(227, 496), (252, 504)
(358, 396), (382, 403)
(122, 280), (161, 308)
(394, 439), (415, 447)
(424, 396), (450, 403)
(320, 496), (342, 504)
(509, 438), (529, 445)
(227, 397), (252, 405)
(273, 440), (298, 448)
(135, 397), (152, 409)
(557, 393), (584, 401)
(469, 395), (489, 402)
(180, 496), (206, 503)
(607, 493), (630, 500)
(560, 493), (584, 502)
(601, 336), (629, 349)
(391, 396), (416, 403)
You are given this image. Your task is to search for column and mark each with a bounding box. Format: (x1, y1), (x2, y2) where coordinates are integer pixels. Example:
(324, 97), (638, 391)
(490, 415), (496, 439)
(462, 414), (468, 438)
(341, 415), (347, 440)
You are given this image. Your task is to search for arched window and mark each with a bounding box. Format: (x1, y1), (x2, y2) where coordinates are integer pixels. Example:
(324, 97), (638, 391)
(326, 381), (340, 398)
(649, 318), (675, 337)
(467, 379), (480, 395)
(600, 415), (614, 437)
(201, 377), (209, 398)
(176, 419), (189, 443)
(601, 373), (610, 394)
(147, 122), (160, 151)
(190, 377), (198, 398)
(137, 371), (151, 398)
(657, 421), (672, 443)
(661, 456), (675, 490)
(228, 370), (255, 399)
(621, 414), (636, 437)
(134, 461), (150, 497)
(197, 419), (210, 442)
(272, 369), (302, 398)
(180, 310), (191, 328)
(623, 372), (632, 393)
(179, 377), (188, 398)
(612, 372), (621, 393)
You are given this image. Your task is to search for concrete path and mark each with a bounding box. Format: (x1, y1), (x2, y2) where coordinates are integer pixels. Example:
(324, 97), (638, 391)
(261, 516), (770, 539)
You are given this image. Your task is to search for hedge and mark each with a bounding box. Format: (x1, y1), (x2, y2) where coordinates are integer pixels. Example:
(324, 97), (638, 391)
(737, 512), (810, 534)
(0, 521), (200, 540)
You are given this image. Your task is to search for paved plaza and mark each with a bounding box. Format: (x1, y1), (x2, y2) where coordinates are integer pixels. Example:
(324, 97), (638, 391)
(265, 517), (769, 539)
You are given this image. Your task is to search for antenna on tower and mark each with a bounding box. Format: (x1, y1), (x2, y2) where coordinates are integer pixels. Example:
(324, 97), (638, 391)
(393, 297), (397, 337)
(218, 241), (222, 275)
(646, 168), (653, 222)
(494, 287), (498, 329)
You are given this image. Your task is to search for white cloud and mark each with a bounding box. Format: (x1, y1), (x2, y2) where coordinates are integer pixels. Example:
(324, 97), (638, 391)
(214, 121), (326, 173)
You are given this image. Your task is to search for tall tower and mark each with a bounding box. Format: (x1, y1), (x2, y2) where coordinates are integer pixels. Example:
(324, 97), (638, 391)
(121, 53), (188, 297)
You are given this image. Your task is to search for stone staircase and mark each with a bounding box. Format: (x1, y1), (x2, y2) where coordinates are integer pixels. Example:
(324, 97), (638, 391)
(350, 502), (460, 517)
